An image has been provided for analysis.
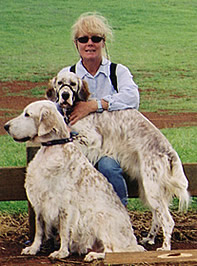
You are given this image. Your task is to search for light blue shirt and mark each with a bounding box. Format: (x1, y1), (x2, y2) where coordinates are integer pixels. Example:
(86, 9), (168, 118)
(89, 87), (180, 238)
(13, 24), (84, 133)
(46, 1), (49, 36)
(58, 57), (139, 111)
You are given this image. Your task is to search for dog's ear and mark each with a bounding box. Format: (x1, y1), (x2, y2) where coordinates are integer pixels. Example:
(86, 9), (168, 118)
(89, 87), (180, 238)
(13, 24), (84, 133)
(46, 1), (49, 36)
(38, 106), (57, 136)
(78, 79), (91, 101)
(45, 77), (57, 102)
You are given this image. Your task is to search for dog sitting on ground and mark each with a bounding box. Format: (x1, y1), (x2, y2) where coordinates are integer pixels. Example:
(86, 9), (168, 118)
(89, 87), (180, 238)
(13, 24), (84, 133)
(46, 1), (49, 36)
(46, 71), (190, 251)
(4, 100), (144, 261)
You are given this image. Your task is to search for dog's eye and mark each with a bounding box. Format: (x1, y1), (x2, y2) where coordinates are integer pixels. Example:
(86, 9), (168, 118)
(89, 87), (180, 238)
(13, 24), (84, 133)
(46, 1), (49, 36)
(58, 81), (63, 85)
(25, 113), (30, 117)
(70, 82), (76, 86)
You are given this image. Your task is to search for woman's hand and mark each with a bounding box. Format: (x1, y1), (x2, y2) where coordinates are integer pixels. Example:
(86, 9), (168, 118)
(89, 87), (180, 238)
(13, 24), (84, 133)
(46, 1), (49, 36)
(69, 101), (97, 125)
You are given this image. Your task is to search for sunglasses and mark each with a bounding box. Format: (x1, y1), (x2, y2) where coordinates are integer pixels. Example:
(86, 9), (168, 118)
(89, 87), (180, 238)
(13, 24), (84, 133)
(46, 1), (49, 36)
(76, 36), (104, 43)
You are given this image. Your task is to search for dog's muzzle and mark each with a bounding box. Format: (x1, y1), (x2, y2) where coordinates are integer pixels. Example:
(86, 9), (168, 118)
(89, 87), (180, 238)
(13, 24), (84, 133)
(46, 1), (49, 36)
(13, 136), (31, 142)
(4, 124), (10, 132)
(4, 124), (32, 142)
(62, 91), (70, 101)
(57, 83), (78, 106)
(57, 84), (74, 104)
(58, 83), (74, 93)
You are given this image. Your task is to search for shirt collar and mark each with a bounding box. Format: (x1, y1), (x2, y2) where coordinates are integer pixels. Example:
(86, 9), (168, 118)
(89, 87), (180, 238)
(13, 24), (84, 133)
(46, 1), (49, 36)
(77, 57), (110, 78)
(99, 57), (109, 75)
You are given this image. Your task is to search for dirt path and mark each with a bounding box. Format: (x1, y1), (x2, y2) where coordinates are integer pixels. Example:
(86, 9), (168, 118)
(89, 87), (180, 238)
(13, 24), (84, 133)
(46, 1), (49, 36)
(1, 81), (197, 135)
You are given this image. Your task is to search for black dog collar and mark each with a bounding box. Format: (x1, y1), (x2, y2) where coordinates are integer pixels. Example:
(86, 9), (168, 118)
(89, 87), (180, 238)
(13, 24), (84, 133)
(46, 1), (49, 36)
(41, 132), (78, 147)
(41, 137), (73, 146)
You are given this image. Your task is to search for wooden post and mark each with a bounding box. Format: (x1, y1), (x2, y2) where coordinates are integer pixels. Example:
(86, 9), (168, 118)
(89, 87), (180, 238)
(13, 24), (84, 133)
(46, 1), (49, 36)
(26, 142), (40, 241)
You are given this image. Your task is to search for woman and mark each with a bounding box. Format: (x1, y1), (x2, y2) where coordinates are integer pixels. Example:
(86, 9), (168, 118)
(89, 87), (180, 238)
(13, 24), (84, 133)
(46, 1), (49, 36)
(58, 12), (140, 206)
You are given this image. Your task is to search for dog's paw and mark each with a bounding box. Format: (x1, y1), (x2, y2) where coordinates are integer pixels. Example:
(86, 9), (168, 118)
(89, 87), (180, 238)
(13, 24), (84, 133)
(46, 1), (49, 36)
(141, 237), (155, 245)
(49, 249), (69, 259)
(157, 246), (171, 251)
(136, 244), (146, 252)
(21, 246), (39, 255)
(84, 252), (105, 262)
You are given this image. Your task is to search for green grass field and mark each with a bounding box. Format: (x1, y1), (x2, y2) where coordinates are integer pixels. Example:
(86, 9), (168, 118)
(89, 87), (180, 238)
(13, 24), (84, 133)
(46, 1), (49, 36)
(1, 196), (197, 214)
(1, 0), (196, 112)
(1, 126), (196, 168)
(0, 0), (196, 213)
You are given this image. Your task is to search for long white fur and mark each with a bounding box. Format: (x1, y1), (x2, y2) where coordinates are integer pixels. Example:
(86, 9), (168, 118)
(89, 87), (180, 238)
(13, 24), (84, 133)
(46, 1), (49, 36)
(4, 100), (144, 261)
(48, 72), (190, 251)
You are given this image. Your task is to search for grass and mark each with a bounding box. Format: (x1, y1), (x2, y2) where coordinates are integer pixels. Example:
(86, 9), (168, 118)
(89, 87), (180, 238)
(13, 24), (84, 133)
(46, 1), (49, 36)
(1, 197), (196, 215)
(0, 135), (26, 167)
(127, 197), (197, 212)
(161, 127), (197, 163)
(0, 201), (28, 215)
(0, 0), (196, 213)
(1, 0), (197, 112)
(1, 126), (196, 168)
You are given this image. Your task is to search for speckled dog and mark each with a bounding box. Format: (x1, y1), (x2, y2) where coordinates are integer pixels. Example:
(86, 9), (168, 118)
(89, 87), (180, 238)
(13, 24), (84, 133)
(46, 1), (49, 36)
(4, 100), (144, 261)
(46, 72), (190, 251)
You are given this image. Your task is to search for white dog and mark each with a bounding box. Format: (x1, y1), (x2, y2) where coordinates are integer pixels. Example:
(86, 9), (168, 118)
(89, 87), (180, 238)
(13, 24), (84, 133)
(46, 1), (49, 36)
(46, 72), (190, 251)
(4, 100), (144, 261)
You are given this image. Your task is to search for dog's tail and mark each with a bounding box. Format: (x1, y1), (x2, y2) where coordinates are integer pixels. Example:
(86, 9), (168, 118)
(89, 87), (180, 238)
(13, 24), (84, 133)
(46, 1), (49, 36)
(168, 150), (190, 212)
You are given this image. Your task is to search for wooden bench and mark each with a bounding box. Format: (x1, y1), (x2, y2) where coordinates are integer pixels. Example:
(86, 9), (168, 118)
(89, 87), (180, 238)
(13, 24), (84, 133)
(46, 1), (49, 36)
(0, 142), (197, 239)
(105, 249), (197, 265)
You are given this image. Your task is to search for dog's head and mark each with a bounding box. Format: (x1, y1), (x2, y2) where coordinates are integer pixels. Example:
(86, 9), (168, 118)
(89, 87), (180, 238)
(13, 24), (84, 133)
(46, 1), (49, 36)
(4, 100), (70, 143)
(46, 72), (90, 108)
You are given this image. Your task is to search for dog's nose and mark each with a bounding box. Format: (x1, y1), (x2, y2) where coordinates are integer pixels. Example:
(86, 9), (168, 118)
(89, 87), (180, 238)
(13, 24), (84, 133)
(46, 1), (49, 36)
(4, 124), (10, 132)
(62, 92), (70, 101)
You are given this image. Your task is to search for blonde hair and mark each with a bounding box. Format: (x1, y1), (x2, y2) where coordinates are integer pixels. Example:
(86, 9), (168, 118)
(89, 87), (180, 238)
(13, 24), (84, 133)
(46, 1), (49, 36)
(71, 12), (113, 42)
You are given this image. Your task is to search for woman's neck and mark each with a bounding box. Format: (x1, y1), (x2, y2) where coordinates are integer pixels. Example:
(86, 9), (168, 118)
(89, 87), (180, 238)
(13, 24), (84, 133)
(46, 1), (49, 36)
(82, 57), (102, 76)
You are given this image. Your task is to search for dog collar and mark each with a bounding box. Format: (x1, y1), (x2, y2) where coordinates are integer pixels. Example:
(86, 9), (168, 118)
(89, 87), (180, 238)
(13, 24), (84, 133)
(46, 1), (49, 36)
(41, 132), (78, 146)
(41, 137), (73, 146)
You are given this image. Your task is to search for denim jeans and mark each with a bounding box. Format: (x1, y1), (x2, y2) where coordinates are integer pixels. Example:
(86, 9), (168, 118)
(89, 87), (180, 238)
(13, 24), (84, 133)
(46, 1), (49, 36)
(97, 156), (128, 206)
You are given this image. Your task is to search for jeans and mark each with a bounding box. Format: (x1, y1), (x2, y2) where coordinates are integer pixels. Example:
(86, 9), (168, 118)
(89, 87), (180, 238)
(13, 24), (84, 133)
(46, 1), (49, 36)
(97, 156), (128, 206)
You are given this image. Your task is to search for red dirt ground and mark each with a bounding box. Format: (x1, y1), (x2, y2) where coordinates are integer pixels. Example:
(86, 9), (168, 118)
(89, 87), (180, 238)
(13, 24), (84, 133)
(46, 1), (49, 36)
(0, 81), (197, 265)
(1, 80), (197, 135)
(0, 211), (197, 265)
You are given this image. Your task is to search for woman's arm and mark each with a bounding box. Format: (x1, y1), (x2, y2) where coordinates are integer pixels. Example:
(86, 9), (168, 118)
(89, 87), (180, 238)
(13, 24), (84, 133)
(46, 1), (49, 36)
(102, 64), (139, 111)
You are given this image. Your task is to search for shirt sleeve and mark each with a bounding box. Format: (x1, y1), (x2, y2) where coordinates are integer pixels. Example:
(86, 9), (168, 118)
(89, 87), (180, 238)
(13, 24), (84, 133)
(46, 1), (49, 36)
(103, 64), (140, 111)
(58, 66), (70, 75)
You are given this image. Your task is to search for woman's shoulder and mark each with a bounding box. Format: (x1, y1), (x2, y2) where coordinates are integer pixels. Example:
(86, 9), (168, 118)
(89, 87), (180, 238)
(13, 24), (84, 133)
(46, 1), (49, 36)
(116, 63), (132, 76)
(58, 66), (70, 76)
(58, 59), (82, 76)
(106, 59), (130, 74)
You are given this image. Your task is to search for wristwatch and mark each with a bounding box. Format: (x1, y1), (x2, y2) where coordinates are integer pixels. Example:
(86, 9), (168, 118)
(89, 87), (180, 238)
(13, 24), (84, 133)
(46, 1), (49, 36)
(96, 100), (103, 113)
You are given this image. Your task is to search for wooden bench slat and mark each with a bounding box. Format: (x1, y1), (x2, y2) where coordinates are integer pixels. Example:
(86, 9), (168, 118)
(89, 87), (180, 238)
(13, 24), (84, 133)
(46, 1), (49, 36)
(0, 163), (196, 201)
(0, 167), (26, 201)
(183, 163), (197, 196)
